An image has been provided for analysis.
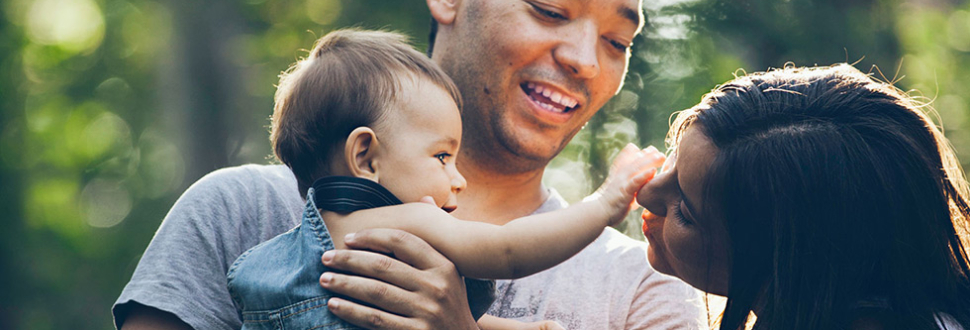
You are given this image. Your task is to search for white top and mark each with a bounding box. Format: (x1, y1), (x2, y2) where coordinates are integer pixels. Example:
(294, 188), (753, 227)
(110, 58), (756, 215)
(113, 164), (706, 329)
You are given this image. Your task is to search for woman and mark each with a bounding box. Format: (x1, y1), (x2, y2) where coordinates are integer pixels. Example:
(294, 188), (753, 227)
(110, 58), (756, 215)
(637, 64), (970, 330)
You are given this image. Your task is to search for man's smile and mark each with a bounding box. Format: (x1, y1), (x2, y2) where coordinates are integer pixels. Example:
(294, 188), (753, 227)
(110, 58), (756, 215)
(521, 81), (581, 114)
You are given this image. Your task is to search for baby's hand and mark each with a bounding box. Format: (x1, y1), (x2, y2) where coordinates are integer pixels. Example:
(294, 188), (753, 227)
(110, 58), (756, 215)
(593, 143), (666, 226)
(477, 315), (565, 330)
(526, 320), (565, 330)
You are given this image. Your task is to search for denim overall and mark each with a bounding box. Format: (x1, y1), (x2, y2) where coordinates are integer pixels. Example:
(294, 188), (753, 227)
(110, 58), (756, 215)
(227, 176), (495, 330)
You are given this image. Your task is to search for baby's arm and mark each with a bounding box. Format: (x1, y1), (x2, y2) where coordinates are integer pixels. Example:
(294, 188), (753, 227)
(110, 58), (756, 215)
(349, 144), (664, 279)
(478, 315), (564, 330)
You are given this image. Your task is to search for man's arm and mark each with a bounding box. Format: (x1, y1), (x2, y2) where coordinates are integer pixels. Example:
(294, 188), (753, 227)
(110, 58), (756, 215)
(113, 165), (301, 330)
(120, 304), (192, 330)
(319, 228), (481, 330)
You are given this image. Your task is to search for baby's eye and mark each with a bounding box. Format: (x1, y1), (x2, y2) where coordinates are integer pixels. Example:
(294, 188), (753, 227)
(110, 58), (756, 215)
(435, 153), (451, 165)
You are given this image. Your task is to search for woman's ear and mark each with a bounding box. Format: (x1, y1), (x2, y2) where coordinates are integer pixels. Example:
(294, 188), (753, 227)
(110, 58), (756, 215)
(427, 0), (458, 25)
(345, 127), (380, 182)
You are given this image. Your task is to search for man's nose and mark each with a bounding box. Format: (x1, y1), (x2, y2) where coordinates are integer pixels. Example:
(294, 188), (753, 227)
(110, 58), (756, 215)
(554, 20), (600, 79)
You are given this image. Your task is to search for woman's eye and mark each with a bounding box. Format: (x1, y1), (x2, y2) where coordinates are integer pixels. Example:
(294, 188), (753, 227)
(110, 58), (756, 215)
(671, 201), (692, 226)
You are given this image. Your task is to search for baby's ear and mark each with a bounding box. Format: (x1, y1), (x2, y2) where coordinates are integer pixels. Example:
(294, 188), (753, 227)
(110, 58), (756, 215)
(345, 127), (380, 182)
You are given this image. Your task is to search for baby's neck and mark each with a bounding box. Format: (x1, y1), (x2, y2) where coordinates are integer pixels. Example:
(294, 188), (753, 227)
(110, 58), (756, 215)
(319, 210), (352, 249)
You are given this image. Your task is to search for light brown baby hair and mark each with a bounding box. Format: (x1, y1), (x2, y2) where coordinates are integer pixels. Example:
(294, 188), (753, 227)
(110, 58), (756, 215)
(270, 28), (463, 193)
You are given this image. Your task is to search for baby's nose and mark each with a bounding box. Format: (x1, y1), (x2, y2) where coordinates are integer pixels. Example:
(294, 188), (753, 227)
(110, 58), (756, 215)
(451, 171), (467, 194)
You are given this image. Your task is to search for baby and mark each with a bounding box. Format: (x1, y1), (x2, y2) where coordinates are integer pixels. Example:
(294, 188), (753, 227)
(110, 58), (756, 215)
(226, 29), (663, 330)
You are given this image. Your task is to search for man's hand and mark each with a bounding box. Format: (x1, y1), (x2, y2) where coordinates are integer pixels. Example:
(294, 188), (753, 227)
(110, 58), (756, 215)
(320, 228), (479, 330)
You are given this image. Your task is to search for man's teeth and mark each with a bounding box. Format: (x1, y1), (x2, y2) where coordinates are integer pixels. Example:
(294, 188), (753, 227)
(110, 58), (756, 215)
(526, 82), (579, 110)
(537, 100), (560, 112)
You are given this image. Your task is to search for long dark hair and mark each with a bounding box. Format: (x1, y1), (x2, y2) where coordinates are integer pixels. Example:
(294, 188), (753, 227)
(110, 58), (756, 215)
(669, 64), (970, 330)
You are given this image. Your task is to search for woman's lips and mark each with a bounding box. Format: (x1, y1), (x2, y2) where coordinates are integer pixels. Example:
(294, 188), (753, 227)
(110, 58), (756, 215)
(641, 209), (660, 237)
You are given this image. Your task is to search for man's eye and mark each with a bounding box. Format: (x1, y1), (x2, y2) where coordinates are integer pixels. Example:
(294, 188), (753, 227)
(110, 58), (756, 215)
(608, 39), (629, 52)
(530, 3), (566, 20)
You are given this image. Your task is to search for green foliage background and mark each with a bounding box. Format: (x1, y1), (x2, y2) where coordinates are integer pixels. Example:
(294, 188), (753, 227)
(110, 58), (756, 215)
(1, 0), (968, 329)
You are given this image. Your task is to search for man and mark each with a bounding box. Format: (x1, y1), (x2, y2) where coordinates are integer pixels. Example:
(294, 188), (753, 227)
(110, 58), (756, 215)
(114, 0), (706, 329)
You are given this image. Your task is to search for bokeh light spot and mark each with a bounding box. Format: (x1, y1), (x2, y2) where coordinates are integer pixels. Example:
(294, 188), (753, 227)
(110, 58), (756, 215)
(25, 176), (84, 238)
(25, 0), (105, 54)
(305, 0), (341, 25)
(24, 94), (69, 133)
(80, 179), (132, 228)
(137, 128), (186, 199)
(937, 94), (968, 131)
(948, 10), (970, 52)
(79, 111), (133, 160)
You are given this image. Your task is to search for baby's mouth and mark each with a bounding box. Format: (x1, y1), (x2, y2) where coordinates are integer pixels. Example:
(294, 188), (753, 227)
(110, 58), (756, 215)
(442, 205), (457, 213)
(521, 82), (579, 113)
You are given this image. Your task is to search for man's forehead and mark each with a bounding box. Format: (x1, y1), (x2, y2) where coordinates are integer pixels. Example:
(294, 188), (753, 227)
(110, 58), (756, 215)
(572, 0), (645, 32)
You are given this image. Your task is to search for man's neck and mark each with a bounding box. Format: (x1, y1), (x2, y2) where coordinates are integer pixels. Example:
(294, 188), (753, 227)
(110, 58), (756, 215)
(451, 158), (549, 225)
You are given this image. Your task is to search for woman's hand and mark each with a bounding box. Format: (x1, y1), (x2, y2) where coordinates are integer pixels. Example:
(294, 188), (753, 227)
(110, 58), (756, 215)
(320, 228), (480, 330)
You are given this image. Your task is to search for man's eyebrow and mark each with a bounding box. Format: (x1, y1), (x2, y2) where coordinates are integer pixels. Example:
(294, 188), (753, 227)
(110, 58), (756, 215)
(619, 5), (643, 28)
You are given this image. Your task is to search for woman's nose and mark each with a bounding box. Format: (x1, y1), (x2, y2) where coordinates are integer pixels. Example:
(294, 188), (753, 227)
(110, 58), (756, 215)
(637, 177), (667, 217)
(636, 165), (679, 217)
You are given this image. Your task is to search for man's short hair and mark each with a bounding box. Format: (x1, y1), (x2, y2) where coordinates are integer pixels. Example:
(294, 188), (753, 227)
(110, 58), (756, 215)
(427, 19), (438, 57)
(270, 28), (462, 192)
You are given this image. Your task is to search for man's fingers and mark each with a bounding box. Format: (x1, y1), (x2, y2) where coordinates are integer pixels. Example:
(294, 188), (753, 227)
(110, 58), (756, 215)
(322, 249), (424, 292)
(327, 297), (418, 330)
(342, 228), (452, 271)
(320, 270), (417, 316)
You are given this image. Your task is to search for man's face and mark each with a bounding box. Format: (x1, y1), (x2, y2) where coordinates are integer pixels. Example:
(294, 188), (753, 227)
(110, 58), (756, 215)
(434, 0), (644, 173)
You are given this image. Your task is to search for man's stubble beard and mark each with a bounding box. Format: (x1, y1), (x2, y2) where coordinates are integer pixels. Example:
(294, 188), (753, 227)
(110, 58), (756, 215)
(439, 9), (573, 176)
(461, 111), (569, 175)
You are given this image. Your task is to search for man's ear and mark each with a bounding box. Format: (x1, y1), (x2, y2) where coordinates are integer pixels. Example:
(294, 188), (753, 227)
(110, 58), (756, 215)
(427, 0), (458, 25)
(344, 127), (380, 182)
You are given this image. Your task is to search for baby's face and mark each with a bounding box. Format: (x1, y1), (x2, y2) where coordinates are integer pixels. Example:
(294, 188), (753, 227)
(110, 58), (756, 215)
(374, 78), (465, 212)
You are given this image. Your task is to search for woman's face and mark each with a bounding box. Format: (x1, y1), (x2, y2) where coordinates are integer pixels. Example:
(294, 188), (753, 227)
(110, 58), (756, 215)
(637, 124), (731, 295)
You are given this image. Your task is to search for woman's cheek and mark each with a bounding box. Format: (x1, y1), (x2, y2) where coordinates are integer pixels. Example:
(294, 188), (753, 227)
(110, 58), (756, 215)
(664, 222), (707, 279)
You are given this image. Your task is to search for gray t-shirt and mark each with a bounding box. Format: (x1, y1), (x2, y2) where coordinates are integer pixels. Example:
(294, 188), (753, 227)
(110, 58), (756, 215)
(113, 164), (706, 329)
